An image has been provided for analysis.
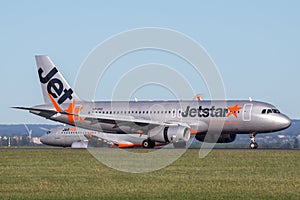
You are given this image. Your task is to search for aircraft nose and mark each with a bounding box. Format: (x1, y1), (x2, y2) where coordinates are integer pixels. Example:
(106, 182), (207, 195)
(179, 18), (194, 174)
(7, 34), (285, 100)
(278, 115), (292, 129)
(40, 135), (46, 144)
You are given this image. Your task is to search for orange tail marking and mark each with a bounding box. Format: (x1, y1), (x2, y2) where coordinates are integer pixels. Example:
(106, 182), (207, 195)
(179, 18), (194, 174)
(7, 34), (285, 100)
(48, 94), (83, 125)
(48, 94), (62, 112)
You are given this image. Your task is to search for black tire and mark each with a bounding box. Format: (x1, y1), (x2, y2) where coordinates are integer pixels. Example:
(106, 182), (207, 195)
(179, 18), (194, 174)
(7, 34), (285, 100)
(142, 140), (149, 148)
(142, 139), (155, 148)
(250, 142), (258, 149)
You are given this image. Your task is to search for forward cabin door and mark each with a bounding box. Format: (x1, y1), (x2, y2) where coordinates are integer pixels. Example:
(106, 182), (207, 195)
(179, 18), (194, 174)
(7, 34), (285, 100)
(242, 104), (253, 121)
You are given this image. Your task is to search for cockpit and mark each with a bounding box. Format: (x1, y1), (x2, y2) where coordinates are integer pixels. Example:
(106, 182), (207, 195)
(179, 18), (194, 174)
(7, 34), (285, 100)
(261, 108), (280, 114)
(46, 131), (51, 134)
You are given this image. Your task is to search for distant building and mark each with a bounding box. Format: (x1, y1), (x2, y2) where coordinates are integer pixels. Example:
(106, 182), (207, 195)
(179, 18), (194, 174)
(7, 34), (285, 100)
(31, 137), (42, 145)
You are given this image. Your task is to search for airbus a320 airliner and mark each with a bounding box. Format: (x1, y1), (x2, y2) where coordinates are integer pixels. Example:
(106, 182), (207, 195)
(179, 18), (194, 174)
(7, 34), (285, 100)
(40, 126), (149, 148)
(13, 56), (291, 149)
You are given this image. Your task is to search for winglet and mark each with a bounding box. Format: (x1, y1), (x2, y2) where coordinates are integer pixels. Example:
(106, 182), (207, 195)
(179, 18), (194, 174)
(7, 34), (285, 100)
(196, 95), (201, 101)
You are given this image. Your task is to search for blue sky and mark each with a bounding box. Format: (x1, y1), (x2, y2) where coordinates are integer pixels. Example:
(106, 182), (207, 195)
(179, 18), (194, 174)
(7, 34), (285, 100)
(1, 1), (300, 124)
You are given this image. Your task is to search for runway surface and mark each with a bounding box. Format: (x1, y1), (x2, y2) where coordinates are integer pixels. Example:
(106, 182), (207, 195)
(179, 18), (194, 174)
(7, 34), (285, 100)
(0, 147), (299, 151)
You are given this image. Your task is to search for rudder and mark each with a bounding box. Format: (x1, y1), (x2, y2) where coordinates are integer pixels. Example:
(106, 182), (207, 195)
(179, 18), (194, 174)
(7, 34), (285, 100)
(35, 55), (81, 105)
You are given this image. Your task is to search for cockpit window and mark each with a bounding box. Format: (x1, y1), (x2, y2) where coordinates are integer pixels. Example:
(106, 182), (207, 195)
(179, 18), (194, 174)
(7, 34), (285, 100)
(272, 109), (280, 114)
(267, 109), (272, 114)
(46, 131), (51, 134)
(262, 108), (281, 114)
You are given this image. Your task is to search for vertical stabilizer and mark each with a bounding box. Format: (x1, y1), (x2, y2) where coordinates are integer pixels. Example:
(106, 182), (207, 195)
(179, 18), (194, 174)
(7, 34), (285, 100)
(35, 55), (81, 105)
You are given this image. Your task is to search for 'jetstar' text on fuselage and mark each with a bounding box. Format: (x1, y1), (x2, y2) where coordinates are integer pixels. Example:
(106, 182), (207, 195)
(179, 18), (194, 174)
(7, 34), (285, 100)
(181, 106), (231, 118)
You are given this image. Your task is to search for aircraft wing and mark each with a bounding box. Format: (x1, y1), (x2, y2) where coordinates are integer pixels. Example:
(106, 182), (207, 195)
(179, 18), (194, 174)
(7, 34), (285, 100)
(85, 132), (137, 148)
(13, 106), (208, 134)
(13, 106), (189, 127)
(79, 113), (177, 127)
(12, 106), (165, 126)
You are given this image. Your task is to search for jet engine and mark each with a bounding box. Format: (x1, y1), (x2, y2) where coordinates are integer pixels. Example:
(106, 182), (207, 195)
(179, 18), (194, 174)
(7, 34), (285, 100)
(195, 133), (236, 143)
(149, 125), (191, 143)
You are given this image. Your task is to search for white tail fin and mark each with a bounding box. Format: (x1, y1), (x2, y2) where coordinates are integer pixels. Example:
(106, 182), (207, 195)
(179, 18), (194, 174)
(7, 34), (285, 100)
(35, 55), (81, 105)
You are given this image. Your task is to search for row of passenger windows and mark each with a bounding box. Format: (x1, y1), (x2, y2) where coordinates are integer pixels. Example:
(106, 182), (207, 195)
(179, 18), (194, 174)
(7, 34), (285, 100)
(261, 109), (280, 114)
(61, 131), (85, 134)
(47, 131), (82, 135)
(90, 110), (179, 115)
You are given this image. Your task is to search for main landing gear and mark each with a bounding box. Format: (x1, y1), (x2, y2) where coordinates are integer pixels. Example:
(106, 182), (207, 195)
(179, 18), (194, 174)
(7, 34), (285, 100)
(249, 132), (258, 149)
(142, 139), (155, 148)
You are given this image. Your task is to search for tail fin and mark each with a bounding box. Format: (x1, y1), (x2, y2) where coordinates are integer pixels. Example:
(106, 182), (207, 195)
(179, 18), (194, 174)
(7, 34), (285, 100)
(35, 55), (81, 105)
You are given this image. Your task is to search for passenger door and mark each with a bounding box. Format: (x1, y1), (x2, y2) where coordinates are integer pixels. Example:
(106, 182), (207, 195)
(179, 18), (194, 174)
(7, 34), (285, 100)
(243, 103), (253, 121)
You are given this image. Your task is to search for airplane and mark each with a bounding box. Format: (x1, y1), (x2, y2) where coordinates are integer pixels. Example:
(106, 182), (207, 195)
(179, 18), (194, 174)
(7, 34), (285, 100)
(13, 55), (291, 149)
(40, 126), (152, 148)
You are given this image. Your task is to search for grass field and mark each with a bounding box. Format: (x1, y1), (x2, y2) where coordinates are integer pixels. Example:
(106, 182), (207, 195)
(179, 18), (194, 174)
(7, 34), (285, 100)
(0, 149), (299, 200)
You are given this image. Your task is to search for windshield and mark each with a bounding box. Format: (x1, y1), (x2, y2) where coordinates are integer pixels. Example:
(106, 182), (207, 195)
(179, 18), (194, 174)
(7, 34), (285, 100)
(261, 108), (281, 114)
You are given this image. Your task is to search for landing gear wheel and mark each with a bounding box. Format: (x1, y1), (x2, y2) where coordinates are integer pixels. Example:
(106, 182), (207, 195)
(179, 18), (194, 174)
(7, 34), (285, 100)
(250, 142), (258, 149)
(142, 139), (155, 148)
(249, 132), (258, 149)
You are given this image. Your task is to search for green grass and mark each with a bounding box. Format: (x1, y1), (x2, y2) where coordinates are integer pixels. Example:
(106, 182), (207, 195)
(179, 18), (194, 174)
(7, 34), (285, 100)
(0, 149), (299, 200)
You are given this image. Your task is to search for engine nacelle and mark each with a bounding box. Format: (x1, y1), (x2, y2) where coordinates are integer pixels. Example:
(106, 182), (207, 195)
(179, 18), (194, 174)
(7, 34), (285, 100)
(149, 126), (191, 143)
(195, 133), (236, 143)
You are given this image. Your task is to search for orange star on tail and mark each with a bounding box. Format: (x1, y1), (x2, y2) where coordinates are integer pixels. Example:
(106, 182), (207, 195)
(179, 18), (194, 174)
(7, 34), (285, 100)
(226, 104), (242, 118)
(65, 100), (83, 124)
(48, 94), (83, 125)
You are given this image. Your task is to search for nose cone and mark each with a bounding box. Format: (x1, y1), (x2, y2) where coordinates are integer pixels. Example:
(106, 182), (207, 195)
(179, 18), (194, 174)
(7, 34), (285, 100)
(276, 115), (292, 130)
(40, 135), (47, 145)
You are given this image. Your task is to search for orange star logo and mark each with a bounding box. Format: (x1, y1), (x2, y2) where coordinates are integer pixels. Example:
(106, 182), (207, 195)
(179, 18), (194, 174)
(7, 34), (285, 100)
(226, 104), (242, 118)
(64, 100), (83, 124)
(48, 94), (83, 125)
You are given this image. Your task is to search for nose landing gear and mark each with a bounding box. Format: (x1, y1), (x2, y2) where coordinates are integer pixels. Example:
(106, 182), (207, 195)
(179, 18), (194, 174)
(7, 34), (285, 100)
(249, 132), (258, 149)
